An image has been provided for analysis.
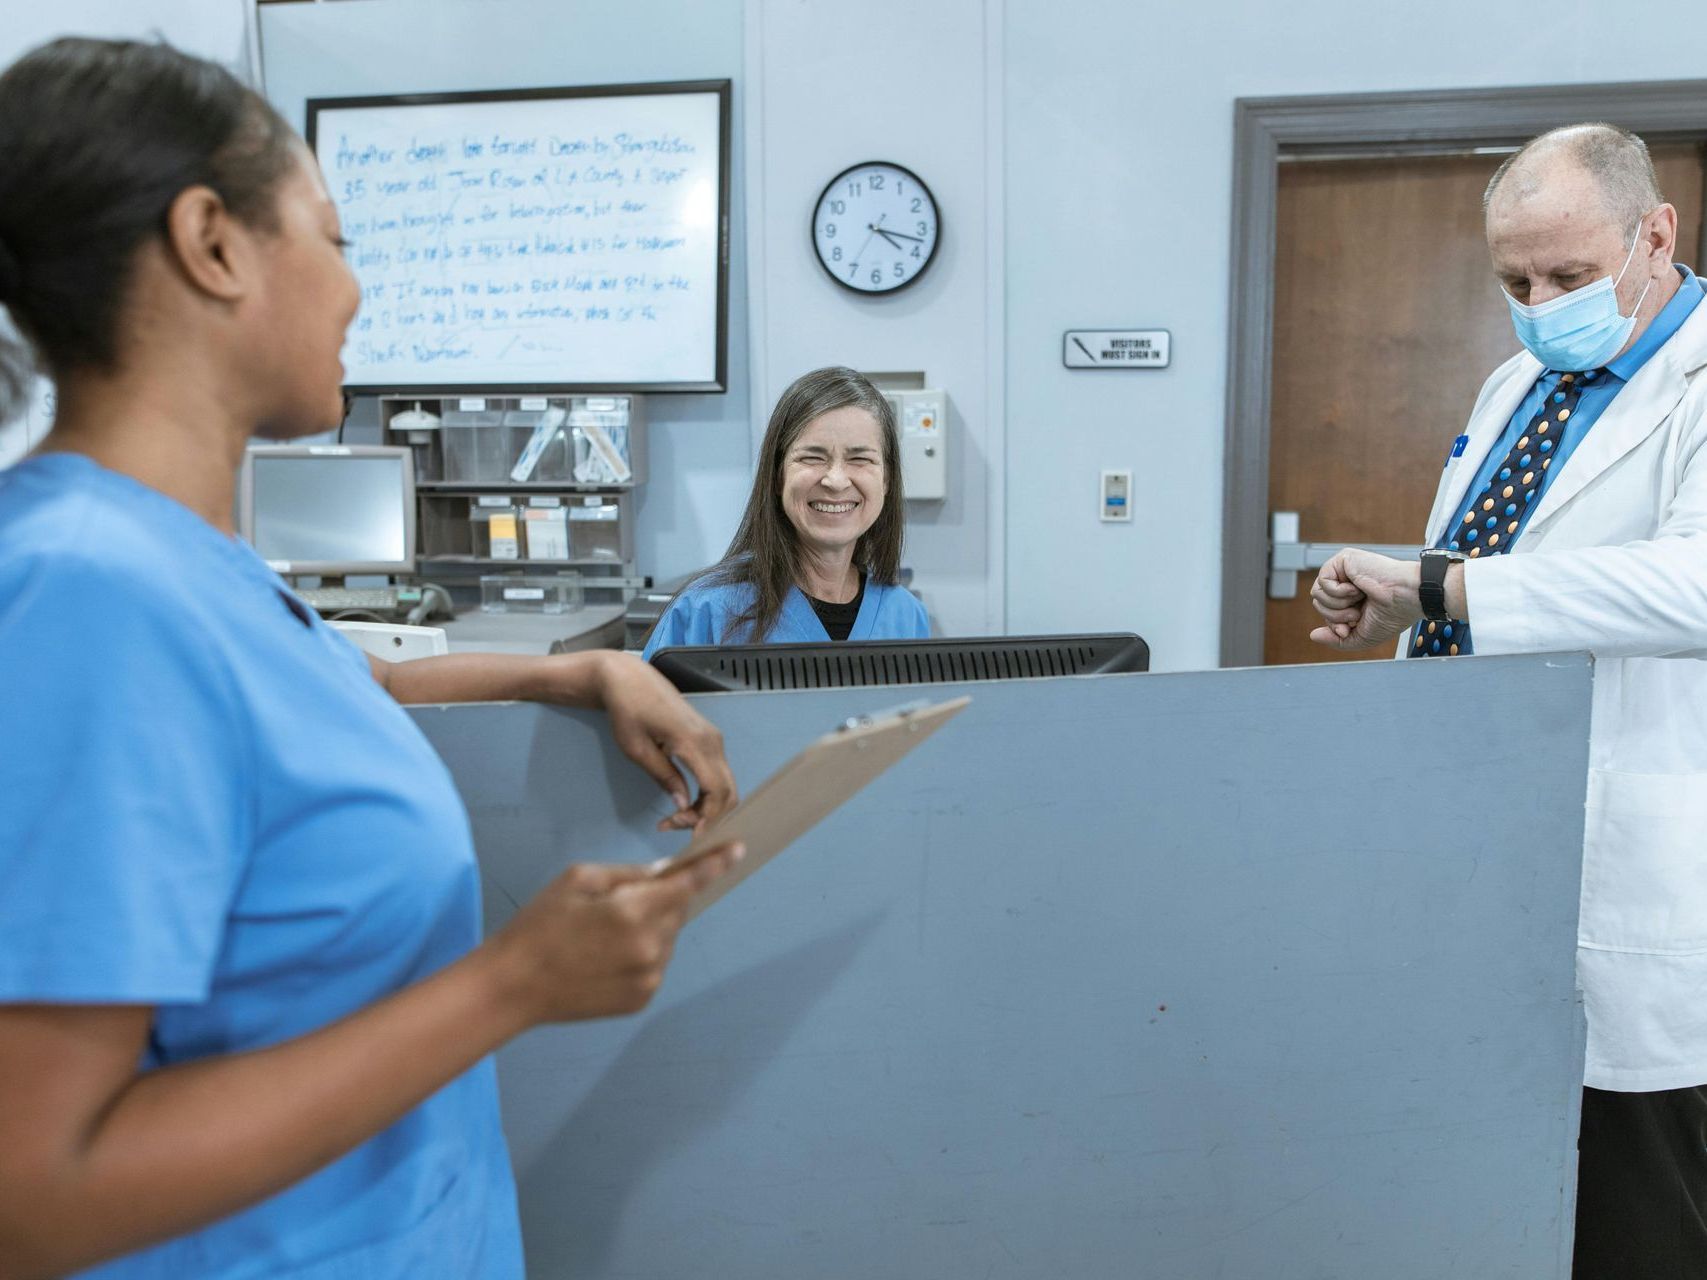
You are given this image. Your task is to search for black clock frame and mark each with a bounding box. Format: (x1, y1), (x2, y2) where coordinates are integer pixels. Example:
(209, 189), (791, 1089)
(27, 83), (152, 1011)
(811, 160), (941, 296)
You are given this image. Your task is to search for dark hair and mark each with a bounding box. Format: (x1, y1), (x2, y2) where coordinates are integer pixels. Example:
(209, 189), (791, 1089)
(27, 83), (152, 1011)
(0, 38), (297, 418)
(673, 366), (906, 645)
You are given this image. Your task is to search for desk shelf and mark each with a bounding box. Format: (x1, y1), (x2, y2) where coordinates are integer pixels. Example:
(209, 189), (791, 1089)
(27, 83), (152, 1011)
(422, 555), (624, 570)
(417, 481), (622, 495)
(419, 491), (634, 580)
(388, 394), (645, 600)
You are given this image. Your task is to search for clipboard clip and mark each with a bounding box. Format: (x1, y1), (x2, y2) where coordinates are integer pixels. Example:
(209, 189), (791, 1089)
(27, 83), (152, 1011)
(838, 699), (935, 736)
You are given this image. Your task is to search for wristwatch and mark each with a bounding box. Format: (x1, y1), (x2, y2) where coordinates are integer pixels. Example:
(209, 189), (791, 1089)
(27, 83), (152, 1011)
(1418, 549), (1466, 622)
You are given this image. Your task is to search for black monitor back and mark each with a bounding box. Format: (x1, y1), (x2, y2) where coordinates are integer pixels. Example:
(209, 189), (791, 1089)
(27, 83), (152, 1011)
(649, 633), (1148, 693)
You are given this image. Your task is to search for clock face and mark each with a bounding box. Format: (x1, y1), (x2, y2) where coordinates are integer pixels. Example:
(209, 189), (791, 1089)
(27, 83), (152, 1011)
(812, 161), (940, 295)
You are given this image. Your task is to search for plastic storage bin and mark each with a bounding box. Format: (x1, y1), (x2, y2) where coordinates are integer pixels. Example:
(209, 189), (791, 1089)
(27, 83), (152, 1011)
(568, 497), (624, 561)
(469, 501), (522, 559)
(443, 409), (525, 482)
(507, 409), (577, 483)
(480, 574), (584, 614)
(520, 502), (571, 560)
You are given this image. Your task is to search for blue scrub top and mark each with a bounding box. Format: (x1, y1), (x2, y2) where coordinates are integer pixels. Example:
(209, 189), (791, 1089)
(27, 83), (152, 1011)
(0, 455), (523, 1279)
(641, 571), (930, 660)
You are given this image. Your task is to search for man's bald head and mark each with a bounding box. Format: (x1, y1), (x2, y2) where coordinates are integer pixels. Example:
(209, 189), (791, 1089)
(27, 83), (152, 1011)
(1483, 122), (1680, 360)
(1484, 123), (1662, 236)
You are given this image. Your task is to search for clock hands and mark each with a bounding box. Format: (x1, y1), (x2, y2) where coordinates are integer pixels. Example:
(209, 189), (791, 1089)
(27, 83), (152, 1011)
(871, 226), (925, 244)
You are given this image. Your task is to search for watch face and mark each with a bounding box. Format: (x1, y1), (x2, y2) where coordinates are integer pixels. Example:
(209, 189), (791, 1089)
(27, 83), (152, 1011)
(812, 161), (940, 295)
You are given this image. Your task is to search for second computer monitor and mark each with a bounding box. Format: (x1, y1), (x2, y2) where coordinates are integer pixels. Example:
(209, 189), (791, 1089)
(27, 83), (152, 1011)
(237, 445), (417, 577)
(649, 634), (1150, 693)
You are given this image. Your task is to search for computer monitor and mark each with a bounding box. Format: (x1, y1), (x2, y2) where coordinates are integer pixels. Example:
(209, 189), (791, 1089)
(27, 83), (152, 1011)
(649, 634), (1149, 693)
(237, 445), (417, 578)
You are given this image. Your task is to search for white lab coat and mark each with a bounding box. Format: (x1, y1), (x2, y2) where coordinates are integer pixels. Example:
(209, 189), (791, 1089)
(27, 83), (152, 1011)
(1418, 287), (1707, 1091)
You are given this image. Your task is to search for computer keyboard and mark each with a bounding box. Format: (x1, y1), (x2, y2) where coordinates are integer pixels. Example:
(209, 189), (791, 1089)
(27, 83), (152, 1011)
(295, 585), (408, 616)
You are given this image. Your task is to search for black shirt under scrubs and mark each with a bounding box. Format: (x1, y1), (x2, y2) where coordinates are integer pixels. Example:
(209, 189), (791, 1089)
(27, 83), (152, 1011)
(807, 574), (865, 642)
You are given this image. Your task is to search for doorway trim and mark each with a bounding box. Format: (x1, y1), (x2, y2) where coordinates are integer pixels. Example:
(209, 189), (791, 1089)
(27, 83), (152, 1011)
(1220, 81), (1707, 669)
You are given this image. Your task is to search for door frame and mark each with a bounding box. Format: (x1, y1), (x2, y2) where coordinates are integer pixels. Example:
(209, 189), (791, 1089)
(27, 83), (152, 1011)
(1220, 81), (1707, 669)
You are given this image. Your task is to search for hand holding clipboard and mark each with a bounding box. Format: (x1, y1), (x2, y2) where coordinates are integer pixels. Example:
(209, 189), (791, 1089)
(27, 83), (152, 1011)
(654, 695), (971, 919)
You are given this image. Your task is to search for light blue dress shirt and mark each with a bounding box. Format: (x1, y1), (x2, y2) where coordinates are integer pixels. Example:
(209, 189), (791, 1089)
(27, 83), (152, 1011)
(1458, 265), (1705, 508)
(0, 454), (523, 1279)
(642, 570), (930, 660)
(1433, 266), (1704, 655)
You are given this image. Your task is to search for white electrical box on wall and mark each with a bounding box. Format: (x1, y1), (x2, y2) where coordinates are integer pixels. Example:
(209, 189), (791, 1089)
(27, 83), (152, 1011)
(883, 389), (948, 501)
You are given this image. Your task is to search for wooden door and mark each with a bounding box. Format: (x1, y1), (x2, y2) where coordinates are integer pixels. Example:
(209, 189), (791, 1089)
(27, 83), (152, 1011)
(1263, 143), (1706, 665)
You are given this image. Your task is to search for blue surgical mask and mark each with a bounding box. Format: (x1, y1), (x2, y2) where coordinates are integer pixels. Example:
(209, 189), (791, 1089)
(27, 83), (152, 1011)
(1504, 221), (1654, 371)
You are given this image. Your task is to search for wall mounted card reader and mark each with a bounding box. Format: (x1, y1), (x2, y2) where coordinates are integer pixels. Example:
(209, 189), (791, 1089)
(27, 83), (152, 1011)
(1101, 469), (1132, 522)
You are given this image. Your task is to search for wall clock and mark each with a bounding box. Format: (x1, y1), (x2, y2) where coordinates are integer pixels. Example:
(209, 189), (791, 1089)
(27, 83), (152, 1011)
(811, 161), (940, 295)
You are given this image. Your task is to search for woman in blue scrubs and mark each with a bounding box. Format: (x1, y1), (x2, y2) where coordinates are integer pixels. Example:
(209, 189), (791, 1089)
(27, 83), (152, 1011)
(0, 39), (741, 1278)
(642, 367), (930, 659)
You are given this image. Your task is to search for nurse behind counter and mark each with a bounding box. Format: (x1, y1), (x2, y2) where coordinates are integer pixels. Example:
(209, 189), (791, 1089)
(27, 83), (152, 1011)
(643, 366), (930, 659)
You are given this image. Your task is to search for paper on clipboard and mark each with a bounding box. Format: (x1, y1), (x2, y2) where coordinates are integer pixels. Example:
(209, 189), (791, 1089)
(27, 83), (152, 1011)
(656, 695), (971, 919)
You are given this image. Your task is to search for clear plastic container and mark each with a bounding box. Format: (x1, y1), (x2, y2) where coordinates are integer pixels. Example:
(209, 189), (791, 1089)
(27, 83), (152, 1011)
(469, 500), (521, 559)
(568, 497), (623, 561)
(507, 409), (577, 483)
(568, 404), (633, 484)
(443, 409), (512, 482)
(519, 503), (570, 560)
(480, 573), (584, 614)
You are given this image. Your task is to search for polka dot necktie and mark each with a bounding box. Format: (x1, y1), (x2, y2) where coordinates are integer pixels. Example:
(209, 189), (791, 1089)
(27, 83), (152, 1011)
(1411, 368), (1600, 658)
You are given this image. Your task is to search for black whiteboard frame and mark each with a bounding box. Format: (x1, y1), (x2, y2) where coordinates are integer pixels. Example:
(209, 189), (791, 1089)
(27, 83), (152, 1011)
(305, 78), (732, 397)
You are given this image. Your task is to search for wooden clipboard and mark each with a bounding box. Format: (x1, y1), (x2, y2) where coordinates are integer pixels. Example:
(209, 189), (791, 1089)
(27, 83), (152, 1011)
(655, 695), (971, 919)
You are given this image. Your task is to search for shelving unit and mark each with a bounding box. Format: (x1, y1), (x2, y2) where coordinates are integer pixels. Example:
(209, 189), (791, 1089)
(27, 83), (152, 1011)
(382, 394), (648, 601)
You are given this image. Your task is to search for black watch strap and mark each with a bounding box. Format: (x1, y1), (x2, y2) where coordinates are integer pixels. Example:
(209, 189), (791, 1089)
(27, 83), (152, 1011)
(1418, 551), (1458, 622)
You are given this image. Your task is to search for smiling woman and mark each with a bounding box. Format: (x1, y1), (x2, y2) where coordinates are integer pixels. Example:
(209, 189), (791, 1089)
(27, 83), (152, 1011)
(642, 366), (931, 657)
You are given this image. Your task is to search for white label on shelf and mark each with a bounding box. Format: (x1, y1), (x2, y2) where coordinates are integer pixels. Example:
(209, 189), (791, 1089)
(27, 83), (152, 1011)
(528, 495), (563, 507)
(459, 398), (487, 411)
(519, 397), (550, 411)
(569, 505), (619, 521)
(504, 587), (546, 601)
(476, 495), (510, 508)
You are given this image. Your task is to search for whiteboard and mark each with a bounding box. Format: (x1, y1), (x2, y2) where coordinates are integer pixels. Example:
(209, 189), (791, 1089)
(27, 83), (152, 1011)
(307, 81), (730, 394)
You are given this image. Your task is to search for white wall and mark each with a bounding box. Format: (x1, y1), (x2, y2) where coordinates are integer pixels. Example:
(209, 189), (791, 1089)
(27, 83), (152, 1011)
(747, 0), (1004, 636)
(263, 0), (1004, 634)
(1003, 0), (1707, 670)
(20, 0), (1707, 657)
(259, 0), (754, 584)
(0, 0), (253, 468)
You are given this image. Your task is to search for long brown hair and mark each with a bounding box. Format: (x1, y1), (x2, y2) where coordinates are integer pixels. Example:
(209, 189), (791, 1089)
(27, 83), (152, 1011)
(679, 366), (905, 644)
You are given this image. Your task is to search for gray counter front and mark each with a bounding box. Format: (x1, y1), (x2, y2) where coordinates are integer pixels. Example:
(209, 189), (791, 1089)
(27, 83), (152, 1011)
(413, 651), (1592, 1279)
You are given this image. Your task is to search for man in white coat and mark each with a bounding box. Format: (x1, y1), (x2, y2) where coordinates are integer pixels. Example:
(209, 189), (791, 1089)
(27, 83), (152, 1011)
(1308, 123), (1707, 1276)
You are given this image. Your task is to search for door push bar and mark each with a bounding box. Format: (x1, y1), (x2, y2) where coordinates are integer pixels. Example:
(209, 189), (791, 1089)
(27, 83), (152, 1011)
(1267, 511), (1421, 600)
